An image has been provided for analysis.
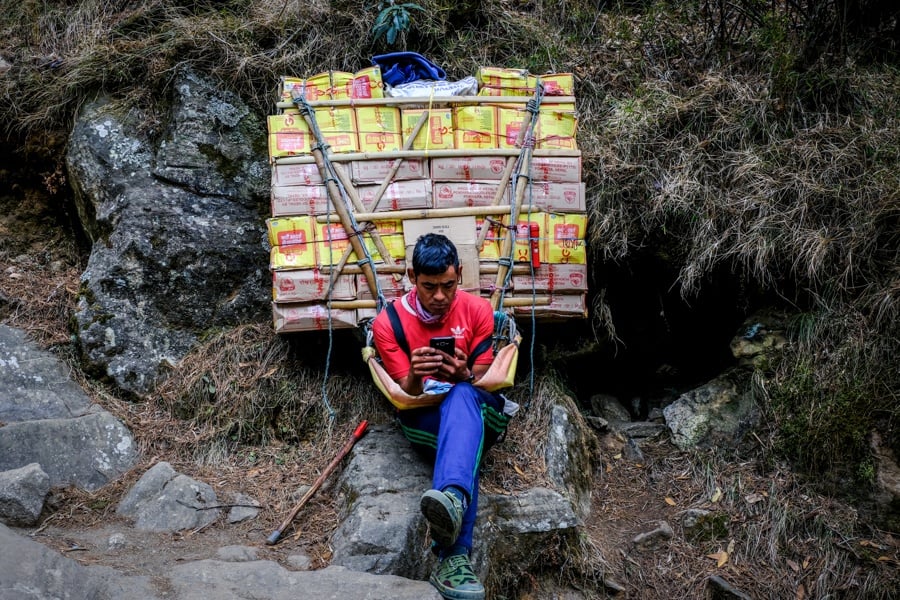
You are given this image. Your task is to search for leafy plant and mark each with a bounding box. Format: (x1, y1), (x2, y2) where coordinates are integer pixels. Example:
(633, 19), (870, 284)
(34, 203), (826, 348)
(371, 1), (423, 45)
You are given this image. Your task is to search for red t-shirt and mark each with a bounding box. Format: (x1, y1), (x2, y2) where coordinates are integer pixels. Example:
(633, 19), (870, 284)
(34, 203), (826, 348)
(373, 290), (495, 382)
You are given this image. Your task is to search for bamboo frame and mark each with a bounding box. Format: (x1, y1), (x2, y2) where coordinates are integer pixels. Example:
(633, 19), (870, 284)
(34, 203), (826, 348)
(276, 95), (575, 110)
(274, 148), (580, 165)
(291, 91), (380, 300)
(315, 204), (512, 223)
(329, 296), (551, 310)
(366, 110), (429, 213)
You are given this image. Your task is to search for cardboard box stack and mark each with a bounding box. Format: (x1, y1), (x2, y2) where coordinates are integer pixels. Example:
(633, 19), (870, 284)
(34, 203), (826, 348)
(266, 66), (588, 332)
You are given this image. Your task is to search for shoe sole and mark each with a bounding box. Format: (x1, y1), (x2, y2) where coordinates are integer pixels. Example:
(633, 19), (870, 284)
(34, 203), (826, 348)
(420, 490), (461, 548)
(429, 573), (485, 600)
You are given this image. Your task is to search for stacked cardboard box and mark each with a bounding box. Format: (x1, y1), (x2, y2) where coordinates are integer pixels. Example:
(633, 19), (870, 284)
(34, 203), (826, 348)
(266, 65), (588, 332)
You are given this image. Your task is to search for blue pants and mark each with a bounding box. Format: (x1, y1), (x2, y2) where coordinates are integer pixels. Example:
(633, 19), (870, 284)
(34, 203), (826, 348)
(397, 383), (510, 553)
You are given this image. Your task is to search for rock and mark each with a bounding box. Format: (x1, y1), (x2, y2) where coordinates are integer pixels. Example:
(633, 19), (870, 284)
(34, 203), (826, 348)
(662, 368), (759, 450)
(227, 492), (260, 523)
(0, 411), (138, 491)
(622, 436), (644, 462)
(0, 521), (437, 599)
(216, 545), (258, 562)
(631, 520), (673, 550)
(0, 324), (93, 422)
(0, 462), (50, 525)
(590, 393), (631, 424)
(545, 401), (595, 519)
(66, 70), (270, 397)
(0, 325), (138, 492)
(166, 562), (439, 600)
(107, 532), (127, 550)
(0, 522), (163, 599)
(331, 425), (581, 590)
(286, 553), (313, 570)
(117, 462), (220, 532)
(729, 311), (787, 370)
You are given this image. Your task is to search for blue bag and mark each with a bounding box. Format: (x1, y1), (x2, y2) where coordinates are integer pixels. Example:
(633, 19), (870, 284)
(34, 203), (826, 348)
(371, 52), (446, 86)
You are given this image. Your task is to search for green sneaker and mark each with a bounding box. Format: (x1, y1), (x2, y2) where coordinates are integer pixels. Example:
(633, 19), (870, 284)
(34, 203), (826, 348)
(429, 553), (485, 600)
(420, 489), (463, 548)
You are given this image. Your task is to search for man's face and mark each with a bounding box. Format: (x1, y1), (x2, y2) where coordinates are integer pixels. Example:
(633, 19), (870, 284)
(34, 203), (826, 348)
(410, 265), (460, 316)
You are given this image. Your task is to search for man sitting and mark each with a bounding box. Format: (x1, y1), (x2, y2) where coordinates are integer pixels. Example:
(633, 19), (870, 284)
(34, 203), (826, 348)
(372, 233), (511, 600)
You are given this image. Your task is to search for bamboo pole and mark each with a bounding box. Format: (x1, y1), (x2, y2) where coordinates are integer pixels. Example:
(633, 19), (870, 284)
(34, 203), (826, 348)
(315, 204), (512, 224)
(291, 91), (380, 301)
(366, 110), (429, 213)
(320, 263), (532, 276)
(330, 162), (402, 283)
(476, 87), (541, 248)
(276, 95), (575, 110)
(490, 147), (534, 311)
(275, 148), (581, 165)
(328, 296), (550, 310)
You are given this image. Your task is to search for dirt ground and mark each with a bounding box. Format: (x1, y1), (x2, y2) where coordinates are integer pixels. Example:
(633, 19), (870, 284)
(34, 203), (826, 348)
(3, 176), (900, 599)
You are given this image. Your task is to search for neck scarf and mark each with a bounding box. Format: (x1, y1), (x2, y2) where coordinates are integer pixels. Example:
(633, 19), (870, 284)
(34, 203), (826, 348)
(407, 288), (452, 325)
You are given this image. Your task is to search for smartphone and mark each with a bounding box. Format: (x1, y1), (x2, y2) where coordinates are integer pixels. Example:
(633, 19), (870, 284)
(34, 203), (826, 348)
(429, 336), (455, 355)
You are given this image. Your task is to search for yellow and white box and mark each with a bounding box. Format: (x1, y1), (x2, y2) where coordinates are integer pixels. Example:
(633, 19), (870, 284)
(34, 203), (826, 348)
(273, 269), (356, 303)
(475, 217), (502, 261)
(501, 212), (545, 264)
(357, 272), (409, 301)
(544, 212), (586, 264)
(512, 263), (588, 293)
(272, 162), (323, 187)
(528, 181), (586, 212)
(430, 156), (508, 181)
(270, 243), (317, 270)
(531, 155), (582, 183)
(536, 108), (577, 150)
(356, 106), (402, 153)
(268, 113), (310, 158)
(351, 158), (428, 183)
(358, 179), (432, 211)
(496, 106), (531, 149)
(512, 292), (587, 319)
(270, 185), (333, 217)
(273, 302), (357, 332)
(476, 67), (530, 96)
(400, 108), (454, 150)
(454, 105), (498, 150)
(527, 73), (575, 96)
(314, 221), (405, 267)
(309, 107), (359, 153)
(267, 216), (315, 248)
(433, 180), (502, 209)
(349, 66), (384, 99)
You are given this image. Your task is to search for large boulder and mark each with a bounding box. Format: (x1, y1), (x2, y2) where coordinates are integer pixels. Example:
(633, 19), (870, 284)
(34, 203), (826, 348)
(66, 70), (270, 396)
(663, 368), (760, 450)
(0, 325), (138, 491)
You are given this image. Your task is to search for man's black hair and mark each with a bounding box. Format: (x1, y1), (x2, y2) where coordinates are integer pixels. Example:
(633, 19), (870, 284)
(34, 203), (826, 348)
(412, 233), (459, 275)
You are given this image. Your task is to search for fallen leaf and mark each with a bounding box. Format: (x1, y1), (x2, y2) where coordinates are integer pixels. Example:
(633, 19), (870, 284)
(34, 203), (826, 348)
(706, 550), (728, 567)
(745, 492), (764, 504)
(665, 497), (676, 506)
(605, 463), (613, 473)
(710, 487), (723, 503)
(727, 539), (735, 554)
(796, 583), (806, 599)
(787, 559), (800, 572)
(514, 464), (526, 476)
(613, 453), (622, 460)
(802, 557), (810, 569)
